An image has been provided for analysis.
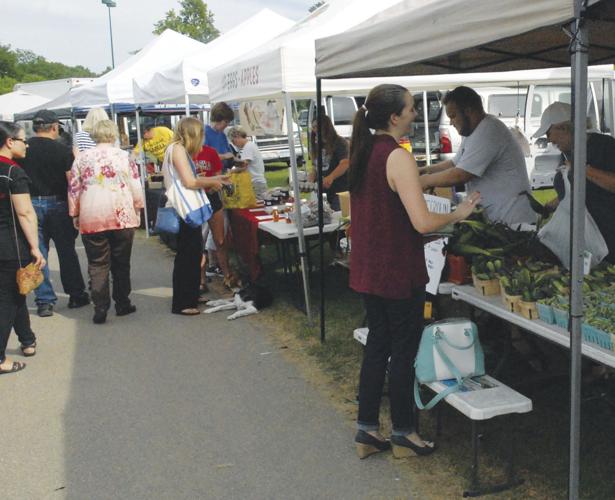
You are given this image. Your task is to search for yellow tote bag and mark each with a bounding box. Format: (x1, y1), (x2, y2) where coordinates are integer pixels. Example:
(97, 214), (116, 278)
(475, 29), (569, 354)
(222, 171), (258, 209)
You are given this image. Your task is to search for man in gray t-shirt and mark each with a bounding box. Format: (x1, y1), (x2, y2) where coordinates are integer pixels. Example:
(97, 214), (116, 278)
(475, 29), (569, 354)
(420, 86), (536, 225)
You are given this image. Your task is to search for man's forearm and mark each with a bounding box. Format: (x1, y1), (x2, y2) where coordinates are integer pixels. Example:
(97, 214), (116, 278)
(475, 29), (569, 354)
(587, 165), (615, 193)
(418, 159), (454, 175)
(420, 167), (472, 189)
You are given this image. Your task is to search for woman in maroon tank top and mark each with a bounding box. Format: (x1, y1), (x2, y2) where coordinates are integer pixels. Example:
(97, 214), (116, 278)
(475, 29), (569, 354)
(349, 85), (479, 459)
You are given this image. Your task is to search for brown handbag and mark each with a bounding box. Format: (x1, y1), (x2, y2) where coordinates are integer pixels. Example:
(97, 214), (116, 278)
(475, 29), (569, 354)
(7, 166), (43, 295)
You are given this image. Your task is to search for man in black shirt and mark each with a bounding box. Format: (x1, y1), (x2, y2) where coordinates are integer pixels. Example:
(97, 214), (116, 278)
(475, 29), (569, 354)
(533, 102), (615, 263)
(17, 110), (89, 317)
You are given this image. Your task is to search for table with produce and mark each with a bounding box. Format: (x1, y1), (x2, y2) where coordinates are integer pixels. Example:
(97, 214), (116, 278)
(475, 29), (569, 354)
(443, 207), (615, 365)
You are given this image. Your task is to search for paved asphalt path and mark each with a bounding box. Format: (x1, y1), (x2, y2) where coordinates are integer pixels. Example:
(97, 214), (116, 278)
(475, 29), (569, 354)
(1, 232), (418, 500)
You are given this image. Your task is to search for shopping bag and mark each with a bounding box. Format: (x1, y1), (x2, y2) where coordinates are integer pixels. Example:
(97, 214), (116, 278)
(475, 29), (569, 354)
(162, 144), (213, 228)
(538, 173), (608, 269)
(414, 318), (485, 410)
(221, 171), (257, 209)
(16, 262), (44, 295)
(154, 206), (180, 234)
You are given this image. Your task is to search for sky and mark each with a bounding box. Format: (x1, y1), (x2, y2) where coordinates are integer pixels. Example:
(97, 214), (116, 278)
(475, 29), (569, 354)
(1, 0), (315, 73)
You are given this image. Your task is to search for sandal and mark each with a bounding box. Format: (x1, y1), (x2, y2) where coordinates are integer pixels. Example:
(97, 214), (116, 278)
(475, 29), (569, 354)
(197, 297), (210, 304)
(20, 342), (36, 357)
(0, 360), (26, 375)
(179, 308), (201, 316)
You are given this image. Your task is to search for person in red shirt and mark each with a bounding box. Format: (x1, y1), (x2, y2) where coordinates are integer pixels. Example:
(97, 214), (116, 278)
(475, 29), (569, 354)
(194, 145), (231, 290)
(0, 121), (46, 374)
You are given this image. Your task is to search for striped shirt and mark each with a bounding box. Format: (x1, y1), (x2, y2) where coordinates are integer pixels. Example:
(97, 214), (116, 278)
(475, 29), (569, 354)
(73, 131), (97, 152)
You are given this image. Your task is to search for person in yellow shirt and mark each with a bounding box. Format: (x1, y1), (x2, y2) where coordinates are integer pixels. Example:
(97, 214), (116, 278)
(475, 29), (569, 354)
(134, 124), (174, 164)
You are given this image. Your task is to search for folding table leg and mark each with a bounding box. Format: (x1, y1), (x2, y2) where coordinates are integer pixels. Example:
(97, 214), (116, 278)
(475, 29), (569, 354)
(463, 417), (524, 497)
(470, 420), (480, 492)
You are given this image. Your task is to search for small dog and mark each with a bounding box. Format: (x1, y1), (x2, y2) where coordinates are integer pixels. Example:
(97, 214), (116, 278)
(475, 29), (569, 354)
(204, 283), (273, 320)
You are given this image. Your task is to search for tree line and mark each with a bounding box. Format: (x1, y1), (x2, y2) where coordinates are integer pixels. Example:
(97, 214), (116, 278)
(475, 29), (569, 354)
(0, 44), (97, 96)
(1, 0), (323, 96)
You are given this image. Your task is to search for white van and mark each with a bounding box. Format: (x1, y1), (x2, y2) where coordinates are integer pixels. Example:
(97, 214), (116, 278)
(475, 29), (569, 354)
(307, 95), (364, 141)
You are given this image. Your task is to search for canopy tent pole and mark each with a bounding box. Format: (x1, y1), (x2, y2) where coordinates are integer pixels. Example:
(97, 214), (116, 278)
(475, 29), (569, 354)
(110, 103), (117, 125)
(292, 98), (307, 171)
(284, 91), (313, 324)
(135, 108), (150, 238)
(316, 79), (326, 342)
(184, 95), (190, 117)
(422, 91), (431, 166)
(569, 1), (589, 498)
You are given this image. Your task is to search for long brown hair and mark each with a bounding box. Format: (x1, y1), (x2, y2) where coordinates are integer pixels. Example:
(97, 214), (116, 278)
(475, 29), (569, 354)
(311, 111), (342, 158)
(348, 84), (408, 192)
(173, 117), (203, 157)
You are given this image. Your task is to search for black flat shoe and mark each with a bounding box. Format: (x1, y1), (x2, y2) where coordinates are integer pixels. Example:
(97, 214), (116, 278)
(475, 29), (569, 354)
(391, 434), (436, 458)
(37, 304), (53, 317)
(68, 293), (91, 309)
(116, 303), (137, 316)
(93, 309), (107, 324)
(354, 430), (391, 459)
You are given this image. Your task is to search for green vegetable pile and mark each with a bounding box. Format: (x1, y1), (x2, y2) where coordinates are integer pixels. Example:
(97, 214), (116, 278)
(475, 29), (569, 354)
(446, 208), (555, 261)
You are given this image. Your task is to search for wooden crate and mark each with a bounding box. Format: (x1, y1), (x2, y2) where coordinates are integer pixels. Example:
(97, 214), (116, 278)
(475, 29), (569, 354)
(517, 300), (539, 320)
(472, 273), (501, 296)
(501, 292), (522, 313)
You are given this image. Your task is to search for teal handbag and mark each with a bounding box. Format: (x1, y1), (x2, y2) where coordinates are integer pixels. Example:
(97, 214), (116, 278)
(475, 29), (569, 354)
(414, 318), (485, 410)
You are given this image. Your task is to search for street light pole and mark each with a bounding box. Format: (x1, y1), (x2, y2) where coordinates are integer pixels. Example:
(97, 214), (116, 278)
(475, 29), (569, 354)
(101, 0), (116, 69)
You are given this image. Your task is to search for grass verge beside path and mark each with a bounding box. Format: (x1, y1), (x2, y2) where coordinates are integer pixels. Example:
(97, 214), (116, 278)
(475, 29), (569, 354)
(244, 241), (615, 499)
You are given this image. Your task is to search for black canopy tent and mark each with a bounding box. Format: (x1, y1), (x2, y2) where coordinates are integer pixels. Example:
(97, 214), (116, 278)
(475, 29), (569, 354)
(314, 0), (615, 496)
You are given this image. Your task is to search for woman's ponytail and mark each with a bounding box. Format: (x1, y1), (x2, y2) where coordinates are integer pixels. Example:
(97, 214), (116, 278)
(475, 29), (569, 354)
(348, 107), (373, 192)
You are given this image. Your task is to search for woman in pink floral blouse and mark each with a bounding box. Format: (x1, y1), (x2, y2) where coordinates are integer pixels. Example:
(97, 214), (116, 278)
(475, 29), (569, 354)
(69, 120), (144, 324)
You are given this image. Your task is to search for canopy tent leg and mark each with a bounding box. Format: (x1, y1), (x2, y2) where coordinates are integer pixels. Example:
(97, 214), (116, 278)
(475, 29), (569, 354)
(292, 98), (307, 171)
(568, 1), (589, 498)
(135, 108), (150, 238)
(284, 91), (313, 324)
(185, 94), (190, 117)
(317, 78), (325, 342)
(422, 91), (431, 166)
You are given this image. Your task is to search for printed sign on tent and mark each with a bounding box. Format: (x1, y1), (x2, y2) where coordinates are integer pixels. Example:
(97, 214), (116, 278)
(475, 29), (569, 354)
(239, 99), (285, 136)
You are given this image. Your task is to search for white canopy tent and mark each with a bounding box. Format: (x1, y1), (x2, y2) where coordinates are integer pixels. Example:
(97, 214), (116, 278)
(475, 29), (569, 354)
(132, 9), (295, 106)
(208, 0), (459, 323)
(14, 78), (95, 100)
(0, 90), (50, 121)
(4, 78), (96, 121)
(70, 29), (207, 107)
(315, 0), (615, 497)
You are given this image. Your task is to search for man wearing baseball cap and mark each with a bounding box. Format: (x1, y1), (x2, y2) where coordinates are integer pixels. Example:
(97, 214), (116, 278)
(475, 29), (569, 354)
(133, 120), (173, 164)
(534, 101), (615, 262)
(17, 109), (89, 316)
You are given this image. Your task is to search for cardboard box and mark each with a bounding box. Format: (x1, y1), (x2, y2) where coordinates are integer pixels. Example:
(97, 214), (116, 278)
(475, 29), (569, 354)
(433, 187), (454, 200)
(338, 191), (350, 218)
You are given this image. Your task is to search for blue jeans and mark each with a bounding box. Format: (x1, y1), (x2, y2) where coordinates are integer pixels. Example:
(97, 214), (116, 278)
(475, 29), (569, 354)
(32, 197), (86, 306)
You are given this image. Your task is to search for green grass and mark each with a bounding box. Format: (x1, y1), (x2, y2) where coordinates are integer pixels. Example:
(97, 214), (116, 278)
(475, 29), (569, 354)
(533, 188), (557, 205)
(265, 164), (290, 188)
(251, 171), (605, 497)
(250, 239), (615, 499)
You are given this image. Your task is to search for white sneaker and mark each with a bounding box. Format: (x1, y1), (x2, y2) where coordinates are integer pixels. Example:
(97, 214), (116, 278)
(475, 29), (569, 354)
(205, 266), (224, 278)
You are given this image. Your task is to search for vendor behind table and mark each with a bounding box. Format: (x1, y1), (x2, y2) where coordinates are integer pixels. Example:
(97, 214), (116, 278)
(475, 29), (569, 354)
(418, 86), (536, 227)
